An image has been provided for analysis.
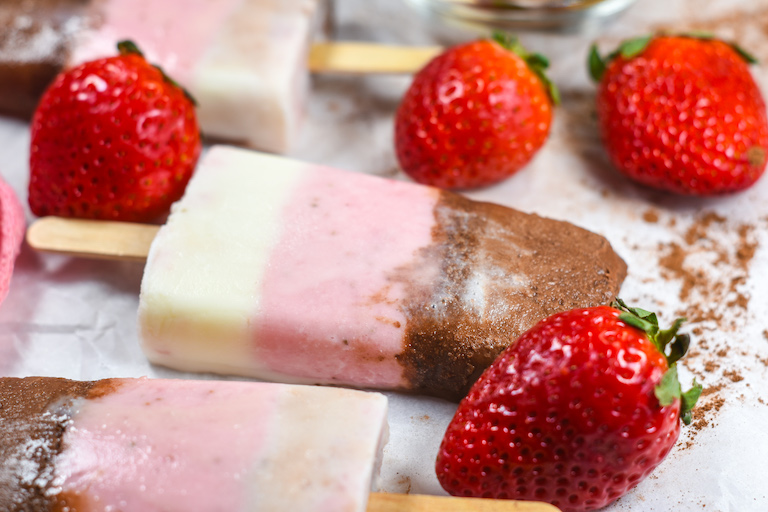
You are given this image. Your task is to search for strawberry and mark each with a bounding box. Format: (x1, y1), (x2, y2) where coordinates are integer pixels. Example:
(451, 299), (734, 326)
(435, 300), (701, 512)
(394, 34), (558, 190)
(590, 34), (768, 195)
(29, 41), (201, 222)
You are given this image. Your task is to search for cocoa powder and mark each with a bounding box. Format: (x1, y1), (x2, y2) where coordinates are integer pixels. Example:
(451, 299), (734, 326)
(641, 209), (765, 445)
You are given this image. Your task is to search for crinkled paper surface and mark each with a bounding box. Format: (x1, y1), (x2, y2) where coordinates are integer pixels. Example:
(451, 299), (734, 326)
(1, 0), (767, 510)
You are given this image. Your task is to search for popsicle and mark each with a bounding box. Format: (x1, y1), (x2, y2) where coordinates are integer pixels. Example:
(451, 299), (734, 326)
(0, 174), (25, 307)
(0, 376), (389, 512)
(0, 0), (440, 153)
(28, 145), (627, 400)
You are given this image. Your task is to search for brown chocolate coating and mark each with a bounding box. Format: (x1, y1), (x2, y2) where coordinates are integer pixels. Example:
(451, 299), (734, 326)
(0, 0), (97, 117)
(396, 192), (627, 401)
(0, 377), (120, 512)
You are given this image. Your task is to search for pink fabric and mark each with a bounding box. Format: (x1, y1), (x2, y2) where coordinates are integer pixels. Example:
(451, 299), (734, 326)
(0, 175), (25, 306)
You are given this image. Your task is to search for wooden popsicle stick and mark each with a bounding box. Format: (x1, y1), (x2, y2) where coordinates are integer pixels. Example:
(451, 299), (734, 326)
(26, 217), (157, 262)
(368, 493), (560, 511)
(308, 42), (442, 74)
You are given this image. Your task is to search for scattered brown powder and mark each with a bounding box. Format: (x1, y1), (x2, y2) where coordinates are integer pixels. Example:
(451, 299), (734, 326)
(683, 392), (727, 449)
(641, 210), (766, 446)
(655, 212), (757, 330)
(642, 208), (660, 224)
(396, 475), (413, 494)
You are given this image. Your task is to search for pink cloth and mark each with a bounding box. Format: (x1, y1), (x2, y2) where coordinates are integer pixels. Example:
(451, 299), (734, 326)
(0, 175), (25, 305)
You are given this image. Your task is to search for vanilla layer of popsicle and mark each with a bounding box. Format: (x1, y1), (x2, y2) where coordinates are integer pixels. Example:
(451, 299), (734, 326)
(139, 146), (627, 400)
(0, 377), (388, 512)
(0, 0), (321, 152)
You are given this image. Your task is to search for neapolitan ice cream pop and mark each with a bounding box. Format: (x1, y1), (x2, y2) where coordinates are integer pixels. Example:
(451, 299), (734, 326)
(137, 146), (627, 400)
(0, 377), (388, 512)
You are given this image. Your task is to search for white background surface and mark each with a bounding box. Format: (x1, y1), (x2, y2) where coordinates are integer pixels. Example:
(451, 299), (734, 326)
(1, 0), (768, 510)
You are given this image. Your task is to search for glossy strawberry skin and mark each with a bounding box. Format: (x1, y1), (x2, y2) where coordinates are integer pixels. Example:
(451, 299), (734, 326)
(436, 306), (680, 512)
(29, 52), (201, 222)
(596, 36), (768, 195)
(394, 40), (553, 190)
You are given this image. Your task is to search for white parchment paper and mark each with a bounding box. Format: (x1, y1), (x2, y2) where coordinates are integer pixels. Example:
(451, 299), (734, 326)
(1, 0), (767, 510)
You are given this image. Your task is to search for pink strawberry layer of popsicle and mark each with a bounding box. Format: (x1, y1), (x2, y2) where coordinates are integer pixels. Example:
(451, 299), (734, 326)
(0, 376), (388, 512)
(0, 174), (25, 306)
(0, 0), (323, 152)
(138, 146), (627, 401)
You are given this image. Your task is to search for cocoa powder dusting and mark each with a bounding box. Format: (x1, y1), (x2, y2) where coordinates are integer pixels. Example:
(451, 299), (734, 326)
(642, 208), (660, 224)
(641, 210), (766, 446)
(0, 377), (123, 512)
(655, 212), (755, 329)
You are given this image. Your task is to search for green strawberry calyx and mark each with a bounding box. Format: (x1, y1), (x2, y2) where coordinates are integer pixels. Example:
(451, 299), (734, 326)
(117, 40), (198, 106)
(589, 33), (759, 83)
(612, 298), (703, 425)
(493, 32), (560, 106)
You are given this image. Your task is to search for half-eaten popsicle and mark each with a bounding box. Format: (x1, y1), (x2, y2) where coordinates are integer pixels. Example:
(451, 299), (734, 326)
(137, 146), (627, 400)
(0, 376), (389, 512)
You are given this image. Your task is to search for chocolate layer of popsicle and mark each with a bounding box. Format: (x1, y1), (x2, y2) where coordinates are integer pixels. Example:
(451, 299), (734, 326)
(0, 0), (95, 117)
(398, 192), (627, 399)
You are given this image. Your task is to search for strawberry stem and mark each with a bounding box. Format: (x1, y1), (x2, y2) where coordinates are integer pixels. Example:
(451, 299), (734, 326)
(612, 298), (702, 425)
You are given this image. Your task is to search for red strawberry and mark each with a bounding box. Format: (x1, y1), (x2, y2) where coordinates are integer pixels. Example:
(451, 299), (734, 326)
(29, 41), (201, 222)
(435, 300), (701, 512)
(394, 35), (558, 190)
(590, 34), (768, 195)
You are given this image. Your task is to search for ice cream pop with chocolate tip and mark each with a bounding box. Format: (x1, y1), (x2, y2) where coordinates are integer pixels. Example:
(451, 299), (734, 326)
(0, 174), (25, 307)
(0, 376), (389, 512)
(136, 145), (627, 401)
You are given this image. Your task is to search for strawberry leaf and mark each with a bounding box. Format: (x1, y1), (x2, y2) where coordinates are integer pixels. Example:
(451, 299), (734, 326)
(619, 35), (652, 59)
(681, 380), (703, 425)
(665, 332), (690, 367)
(681, 30), (716, 40)
(731, 43), (759, 65)
(615, 299), (700, 424)
(117, 40), (145, 58)
(655, 364), (682, 406)
(588, 44), (607, 82)
(618, 311), (657, 336)
(588, 34), (651, 82)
